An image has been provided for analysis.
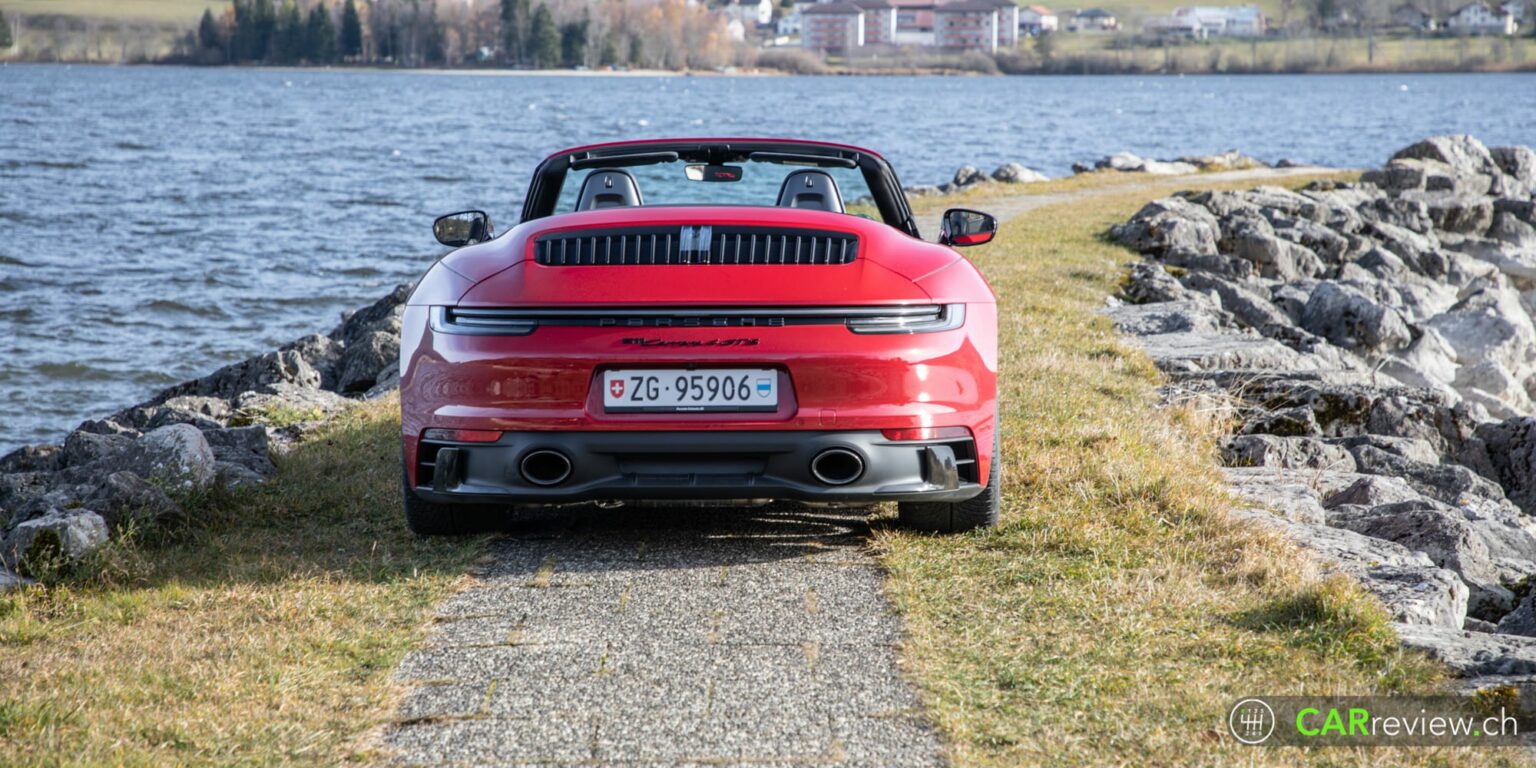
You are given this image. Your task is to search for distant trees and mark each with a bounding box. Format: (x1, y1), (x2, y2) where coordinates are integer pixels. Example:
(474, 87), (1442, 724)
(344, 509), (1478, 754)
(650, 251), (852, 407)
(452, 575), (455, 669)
(179, 0), (740, 70)
(339, 0), (362, 59)
(0, 9), (13, 50)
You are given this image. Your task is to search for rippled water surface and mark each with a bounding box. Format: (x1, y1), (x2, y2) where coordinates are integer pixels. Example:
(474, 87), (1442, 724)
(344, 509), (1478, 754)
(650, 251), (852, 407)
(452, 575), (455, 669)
(2, 64), (1535, 451)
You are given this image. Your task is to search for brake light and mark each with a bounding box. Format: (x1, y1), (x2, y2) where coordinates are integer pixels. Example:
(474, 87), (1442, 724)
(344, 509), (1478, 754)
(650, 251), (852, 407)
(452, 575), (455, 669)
(846, 304), (965, 334)
(881, 426), (971, 441)
(422, 428), (502, 443)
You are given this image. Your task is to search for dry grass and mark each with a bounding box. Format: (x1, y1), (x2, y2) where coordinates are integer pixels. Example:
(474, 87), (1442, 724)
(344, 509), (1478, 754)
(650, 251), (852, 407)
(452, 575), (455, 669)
(876, 177), (1518, 766)
(1040, 33), (1536, 74)
(2, 1), (219, 24)
(0, 395), (488, 766)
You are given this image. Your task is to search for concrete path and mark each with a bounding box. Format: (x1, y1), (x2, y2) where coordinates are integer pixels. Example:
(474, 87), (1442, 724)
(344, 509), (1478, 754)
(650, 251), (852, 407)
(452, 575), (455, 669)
(384, 505), (943, 766)
(383, 164), (1342, 767)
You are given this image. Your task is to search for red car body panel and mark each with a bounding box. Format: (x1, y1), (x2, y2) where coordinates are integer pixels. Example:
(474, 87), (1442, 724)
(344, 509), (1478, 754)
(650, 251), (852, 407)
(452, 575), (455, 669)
(400, 139), (999, 508)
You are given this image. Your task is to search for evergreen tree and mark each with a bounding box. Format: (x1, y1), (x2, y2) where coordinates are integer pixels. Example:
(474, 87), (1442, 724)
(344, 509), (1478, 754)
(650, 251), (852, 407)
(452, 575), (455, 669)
(274, 0), (305, 64)
(423, 2), (447, 65)
(531, 4), (558, 68)
(340, 0), (363, 59)
(197, 8), (223, 54)
(598, 35), (618, 67)
(252, 0), (277, 60)
(500, 0), (529, 64)
(305, 1), (337, 63)
(627, 32), (644, 66)
(558, 13), (587, 67)
(0, 10), (15, 50)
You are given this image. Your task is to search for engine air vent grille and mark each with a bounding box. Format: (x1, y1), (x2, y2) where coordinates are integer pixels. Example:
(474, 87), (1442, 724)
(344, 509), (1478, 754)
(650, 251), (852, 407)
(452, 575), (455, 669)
(533, 226), (858, 266)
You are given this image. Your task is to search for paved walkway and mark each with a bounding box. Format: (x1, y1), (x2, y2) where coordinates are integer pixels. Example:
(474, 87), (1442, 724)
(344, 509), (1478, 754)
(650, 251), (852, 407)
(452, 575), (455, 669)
(384, 505), (943, 766)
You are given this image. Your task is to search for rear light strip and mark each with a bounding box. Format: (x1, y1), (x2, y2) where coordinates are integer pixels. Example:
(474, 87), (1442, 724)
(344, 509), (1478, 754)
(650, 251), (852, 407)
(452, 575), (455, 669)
(432, 305), (965, 335)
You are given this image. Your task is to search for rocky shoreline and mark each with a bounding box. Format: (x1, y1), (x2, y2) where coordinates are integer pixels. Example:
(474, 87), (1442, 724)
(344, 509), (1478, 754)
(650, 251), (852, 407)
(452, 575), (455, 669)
(907, 149), (1272, 199)
(0, 286), (411, 585)
(1107, 135), (1536, 701)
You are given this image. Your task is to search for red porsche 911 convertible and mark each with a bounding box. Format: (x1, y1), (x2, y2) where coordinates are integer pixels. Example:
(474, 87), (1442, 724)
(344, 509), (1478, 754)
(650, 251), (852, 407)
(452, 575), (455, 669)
(400, 139), (1001, 534)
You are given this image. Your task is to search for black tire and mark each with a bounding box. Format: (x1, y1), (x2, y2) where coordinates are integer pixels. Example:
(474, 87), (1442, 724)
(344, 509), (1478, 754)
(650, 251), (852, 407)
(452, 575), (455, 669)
(400, 463), (503, 536)
(897, 427), (1001, 533)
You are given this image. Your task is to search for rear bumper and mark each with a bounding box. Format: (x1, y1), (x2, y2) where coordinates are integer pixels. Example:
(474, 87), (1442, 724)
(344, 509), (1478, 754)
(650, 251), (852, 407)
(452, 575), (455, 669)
(410, 430), (984, 505)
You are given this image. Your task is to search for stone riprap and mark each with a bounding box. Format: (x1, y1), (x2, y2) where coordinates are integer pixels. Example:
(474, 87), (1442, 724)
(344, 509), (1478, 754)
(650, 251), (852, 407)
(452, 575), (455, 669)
(1073, 149), (1270, 176)
(1106, 135), (1536, 695)
(0, 286), (411, 582)
(383, 504), (942, 767)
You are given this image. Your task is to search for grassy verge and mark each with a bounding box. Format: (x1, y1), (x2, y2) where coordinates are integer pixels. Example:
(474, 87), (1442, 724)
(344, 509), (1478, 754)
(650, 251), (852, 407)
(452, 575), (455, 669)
(877, 177), (1516, 765)
(0, 395), (488, 765)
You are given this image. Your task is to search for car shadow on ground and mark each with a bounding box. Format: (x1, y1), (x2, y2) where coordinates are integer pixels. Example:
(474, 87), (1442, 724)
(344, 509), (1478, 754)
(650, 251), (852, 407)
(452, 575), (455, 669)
(476, 502), (886, 576)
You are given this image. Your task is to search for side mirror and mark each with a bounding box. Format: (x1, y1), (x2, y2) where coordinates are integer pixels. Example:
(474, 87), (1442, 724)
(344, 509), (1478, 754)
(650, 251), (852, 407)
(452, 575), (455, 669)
(939, 208), (998, 247)
(433, 210), (493, 247)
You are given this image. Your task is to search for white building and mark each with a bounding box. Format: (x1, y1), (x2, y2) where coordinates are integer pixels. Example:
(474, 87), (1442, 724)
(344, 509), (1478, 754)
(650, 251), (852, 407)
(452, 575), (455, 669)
(723, 0), (774, 28)
(1019, 4), (1059, 33)
(1142, 5), (1266, 36)
(1447, 1), (1517, 33)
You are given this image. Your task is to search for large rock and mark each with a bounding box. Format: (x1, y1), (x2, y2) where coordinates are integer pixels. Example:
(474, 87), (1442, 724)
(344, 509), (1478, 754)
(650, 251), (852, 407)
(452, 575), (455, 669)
(1328, 499), (1512, 617)
(0, 509), (108, 570)
(336, 330), (401, 393)
(85, 471), (183, 527)
(1347, 444), (1507, 506)
(1426, 279), (1536, 383)
(951, 165), (987, 188)
(1363, 564), (1469, 628)
(1395, 623), (1536, 677)
(0, 445), (61, 474)
(1221, 213), (1324, 281)
(1109, 197), (1221, 261)
(1102, 300), (1230, 336)
(1474, 418), (1536, 515)
(1180, 273), (1292, 330)
(1300, 281), (1411, 353)
(1131, 331), (1325, 374)
(1390, 135), (1501, 193)
(990, 163), (1048, 184)
(1220, 435), (1355, 471)
(107, 424), (217, 491)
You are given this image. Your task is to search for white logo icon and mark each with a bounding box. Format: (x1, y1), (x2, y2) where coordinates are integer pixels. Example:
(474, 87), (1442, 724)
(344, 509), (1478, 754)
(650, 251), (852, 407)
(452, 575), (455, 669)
(1229, 698), (1275, 745)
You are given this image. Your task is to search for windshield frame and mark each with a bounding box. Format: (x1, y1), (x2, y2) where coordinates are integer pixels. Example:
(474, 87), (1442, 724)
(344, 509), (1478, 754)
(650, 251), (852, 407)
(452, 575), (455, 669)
(519, 139), (920, 238)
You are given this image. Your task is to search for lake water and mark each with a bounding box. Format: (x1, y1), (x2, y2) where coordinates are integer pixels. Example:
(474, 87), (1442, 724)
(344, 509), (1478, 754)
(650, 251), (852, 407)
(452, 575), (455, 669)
(2, 64), (1535, 452)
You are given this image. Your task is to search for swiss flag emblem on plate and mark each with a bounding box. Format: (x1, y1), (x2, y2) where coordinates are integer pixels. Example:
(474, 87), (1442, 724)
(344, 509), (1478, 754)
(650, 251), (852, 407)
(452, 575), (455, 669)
(610, 379), (626, 398)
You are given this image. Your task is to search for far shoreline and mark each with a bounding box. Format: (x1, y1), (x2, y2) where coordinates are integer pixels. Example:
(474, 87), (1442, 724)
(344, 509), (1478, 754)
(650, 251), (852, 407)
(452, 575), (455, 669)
(6, 59), (1536, 77)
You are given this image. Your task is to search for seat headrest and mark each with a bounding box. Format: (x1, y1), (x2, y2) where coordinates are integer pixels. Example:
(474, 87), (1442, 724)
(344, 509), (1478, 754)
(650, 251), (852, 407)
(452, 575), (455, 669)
(776, 170), (844, 213)
(575, 169), (643, 211)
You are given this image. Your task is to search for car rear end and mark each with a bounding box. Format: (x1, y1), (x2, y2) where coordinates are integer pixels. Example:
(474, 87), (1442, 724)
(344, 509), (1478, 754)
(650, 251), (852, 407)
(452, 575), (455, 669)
(400, 207), (999, 519)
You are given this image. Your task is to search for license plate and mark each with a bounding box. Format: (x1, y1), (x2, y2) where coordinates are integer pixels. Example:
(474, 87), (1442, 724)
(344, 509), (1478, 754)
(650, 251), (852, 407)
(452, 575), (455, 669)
(603, 368), (779, 412)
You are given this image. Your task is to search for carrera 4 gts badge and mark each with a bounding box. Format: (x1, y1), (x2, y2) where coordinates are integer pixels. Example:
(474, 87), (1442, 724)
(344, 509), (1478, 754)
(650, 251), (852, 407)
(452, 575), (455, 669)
(621, 338), (760, 347)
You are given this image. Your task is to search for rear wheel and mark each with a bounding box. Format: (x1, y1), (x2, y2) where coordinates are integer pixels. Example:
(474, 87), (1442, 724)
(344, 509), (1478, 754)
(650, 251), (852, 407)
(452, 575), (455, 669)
(400, 463), (503, 536)
(897, 427), (1001, 533)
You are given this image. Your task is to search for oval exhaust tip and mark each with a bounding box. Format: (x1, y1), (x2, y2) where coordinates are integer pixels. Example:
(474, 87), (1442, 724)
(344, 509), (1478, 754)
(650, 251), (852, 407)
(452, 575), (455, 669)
(521, 450), (573, 487)
(810, 448), (864, 486)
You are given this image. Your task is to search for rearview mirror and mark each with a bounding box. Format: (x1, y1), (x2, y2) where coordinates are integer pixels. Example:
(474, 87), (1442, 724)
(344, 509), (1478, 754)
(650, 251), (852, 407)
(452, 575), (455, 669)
(939, 209), (997, 247)
(684, 164), (744, 182)
(433, 210), (493, 247)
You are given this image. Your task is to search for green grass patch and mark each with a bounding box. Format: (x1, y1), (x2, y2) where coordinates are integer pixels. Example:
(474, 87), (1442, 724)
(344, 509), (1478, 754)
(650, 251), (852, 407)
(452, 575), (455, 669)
(876, 176), (1515, 765)
(0, 395), (488, 765)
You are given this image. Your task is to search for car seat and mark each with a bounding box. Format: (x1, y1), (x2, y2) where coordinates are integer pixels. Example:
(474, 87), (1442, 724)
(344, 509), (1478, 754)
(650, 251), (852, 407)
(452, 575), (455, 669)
(575, 169), (644, 210)
(775, 170), (844, 213)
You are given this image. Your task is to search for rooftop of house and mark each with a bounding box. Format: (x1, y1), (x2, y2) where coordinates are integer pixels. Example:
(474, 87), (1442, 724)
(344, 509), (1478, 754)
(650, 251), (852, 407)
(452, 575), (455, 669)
(936, 0), (1009, 12)
(1075, 7), (1116, 16)
(1024, 4), (1057, 14)
(850, 0), (896, 9)
(802, 1), (865, 14)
